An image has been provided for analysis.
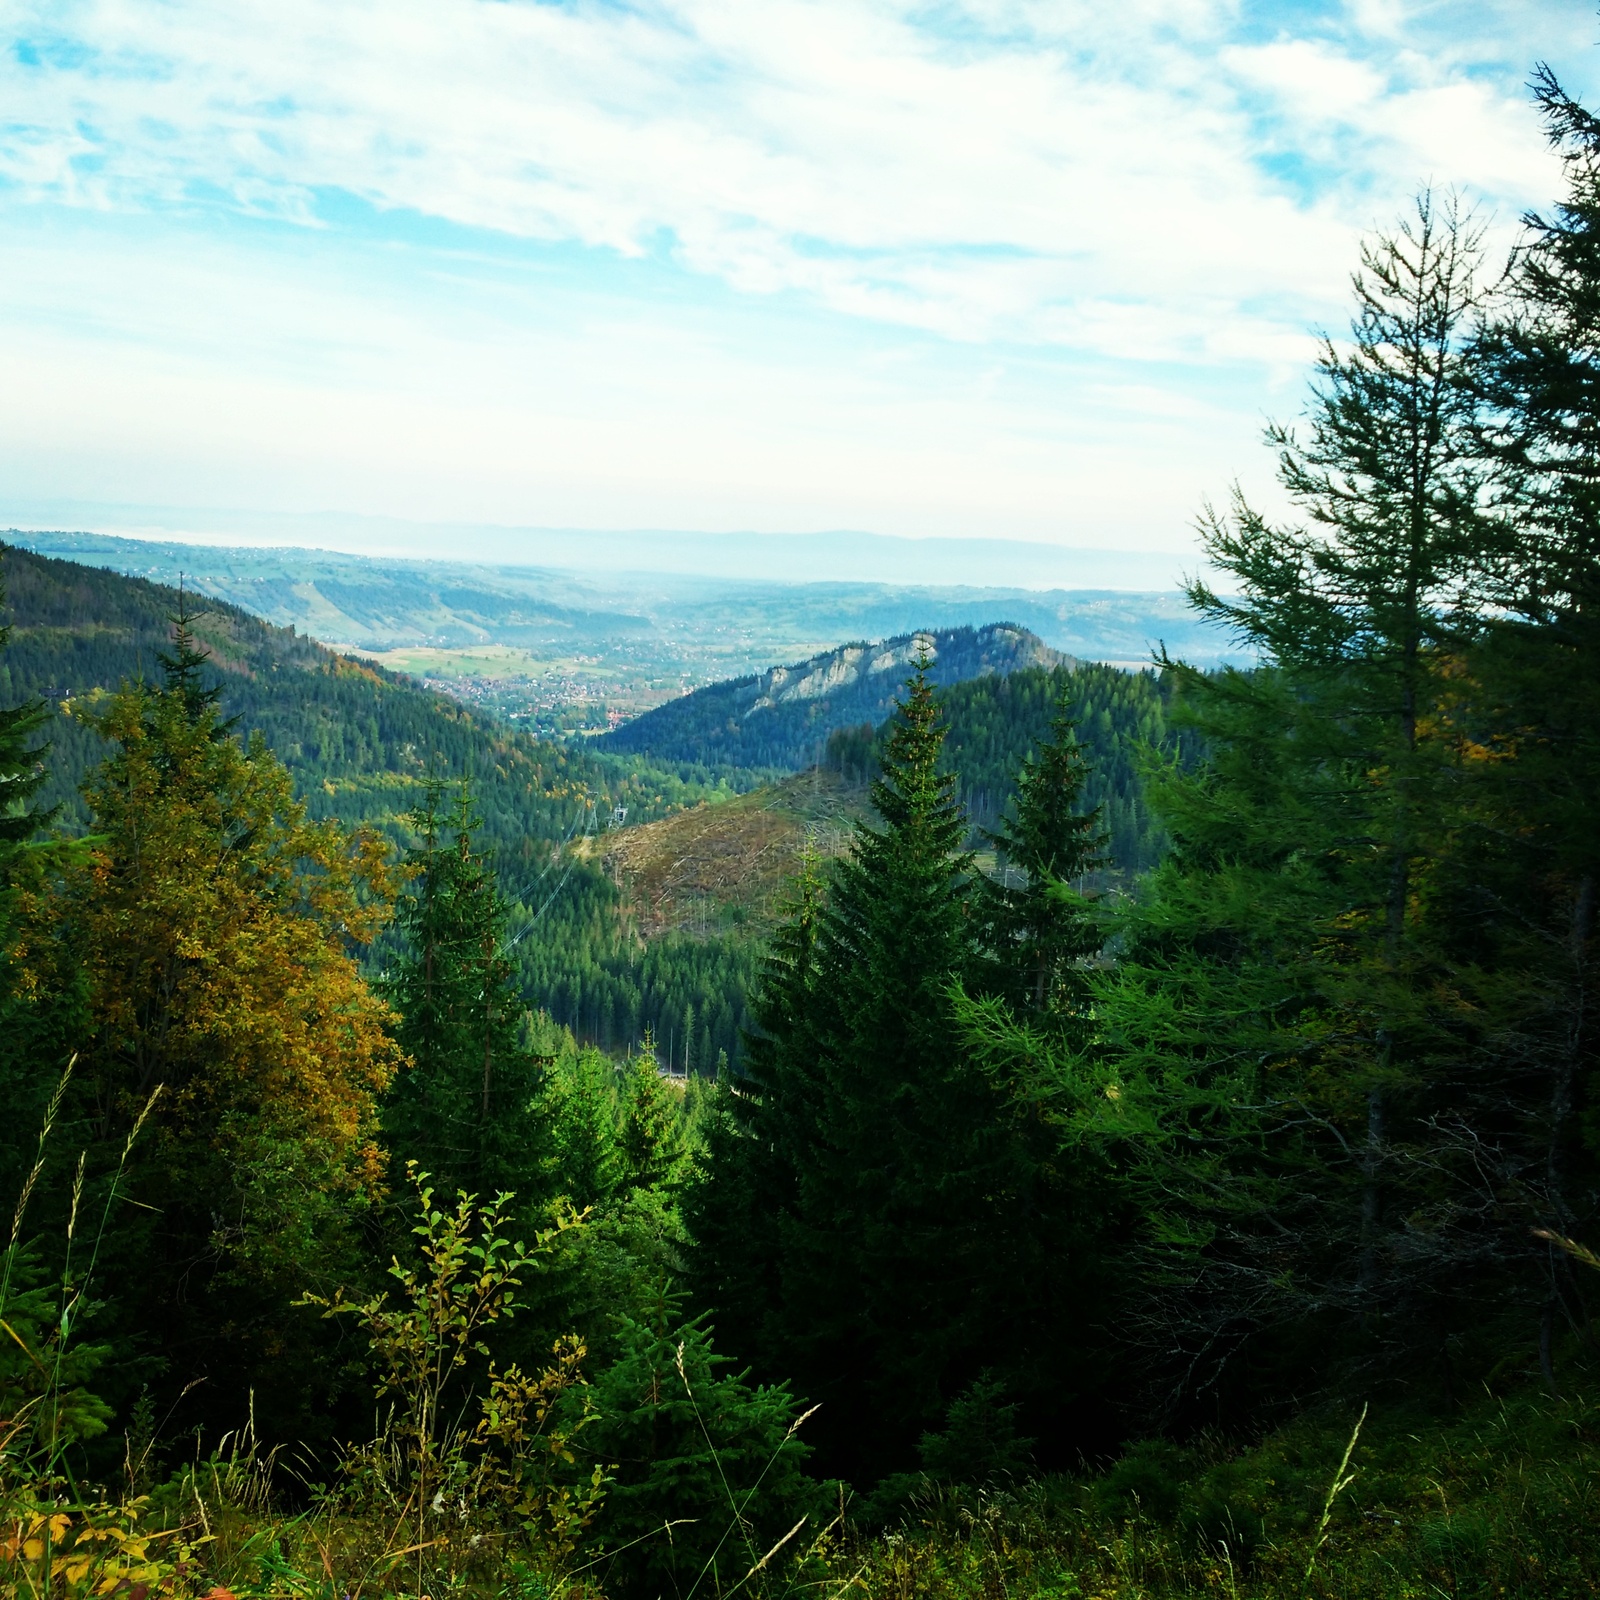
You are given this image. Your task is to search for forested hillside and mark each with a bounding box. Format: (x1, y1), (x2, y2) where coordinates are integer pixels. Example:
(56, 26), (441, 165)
(600, 622), (1062, 769)
(0, 544), (722, 843)
(0, 544), (762, 1064)
(827, 659), (1205, 872)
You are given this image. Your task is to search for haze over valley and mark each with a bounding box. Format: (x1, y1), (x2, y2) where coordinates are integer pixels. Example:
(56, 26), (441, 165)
(7, 527), (1229, 739)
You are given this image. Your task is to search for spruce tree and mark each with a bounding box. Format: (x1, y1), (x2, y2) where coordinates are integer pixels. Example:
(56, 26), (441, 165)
(382, 776), (549, 1206)
(1466, 66), (1600, 1372)
(976, 674), (1106, 1023)
(693, 661), (1101, 1480)
(685, 850), (826, 1377)
(959, 196), (1502, 1415)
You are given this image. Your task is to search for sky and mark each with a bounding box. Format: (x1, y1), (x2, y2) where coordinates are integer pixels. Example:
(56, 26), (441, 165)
(0, 0), (1592, 587)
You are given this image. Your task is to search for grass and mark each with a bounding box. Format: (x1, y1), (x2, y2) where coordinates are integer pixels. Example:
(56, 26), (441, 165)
(10, 1373), (1598, 1597)
(797, 1379), (1600, 1600)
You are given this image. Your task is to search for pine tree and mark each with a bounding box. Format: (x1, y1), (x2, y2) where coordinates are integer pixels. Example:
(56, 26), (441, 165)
(154, 584), (232, 731)
(382, 776), (549, 1206)
(616, 1030), (684, 1192)
(959, 197), (1500, 1415)
(684, 850), (827, 1380)
(1464, 66), (1600, 1375)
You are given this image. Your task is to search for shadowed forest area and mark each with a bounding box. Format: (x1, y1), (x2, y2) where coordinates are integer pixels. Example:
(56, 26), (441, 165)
(5, 63), (1600, 1600)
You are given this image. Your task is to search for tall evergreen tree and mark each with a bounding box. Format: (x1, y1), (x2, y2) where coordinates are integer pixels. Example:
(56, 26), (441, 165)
(961, 196), (1500, 1416)
(685, 851), (826, 1385)
(692, 662), (1104, 1480)
(0, 554), (67, 1230)
(382, 776), (549, 1206)
(11, 606), (406, 1438)
(976, 682), (1106, 1023)
(1466, 65), (1600, 1372)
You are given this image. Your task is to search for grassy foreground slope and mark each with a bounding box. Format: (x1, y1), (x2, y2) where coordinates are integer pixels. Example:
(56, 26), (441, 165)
(53, 1369), (1598, 1598)
(827, 1382), (1600, 1599)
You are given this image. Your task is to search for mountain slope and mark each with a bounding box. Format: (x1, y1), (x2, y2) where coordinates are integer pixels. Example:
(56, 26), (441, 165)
(0, 541), (770, 1068)
(581, 768), (869, 941)
(584, 660), (1201, 963)
(7, 529), (653, 650)
(600, 623), (1065, 769)
(0, 542), (733, 854)
(830, 661), (1204, 873)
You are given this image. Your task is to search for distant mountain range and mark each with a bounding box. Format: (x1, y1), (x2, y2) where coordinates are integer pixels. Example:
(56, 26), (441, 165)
(599, 623), (1063, 770)
(3, 530), (1233, 669)
(0, 501), (1193, 588)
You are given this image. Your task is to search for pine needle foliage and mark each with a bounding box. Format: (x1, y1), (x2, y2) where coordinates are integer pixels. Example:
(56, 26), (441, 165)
(976, 680), (1107, 1024)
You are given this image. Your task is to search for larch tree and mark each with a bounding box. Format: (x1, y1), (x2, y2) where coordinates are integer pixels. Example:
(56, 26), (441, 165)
(27, 601), (407, 1433)
(962, 195), (1498, 1417)
(0, 552), (72, 1251)
(1466, 64), (1600, 1375)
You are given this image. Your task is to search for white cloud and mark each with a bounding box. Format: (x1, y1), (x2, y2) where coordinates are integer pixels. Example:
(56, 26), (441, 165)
(0, 0), (1563, 354)
(0, 0), (1580, 553)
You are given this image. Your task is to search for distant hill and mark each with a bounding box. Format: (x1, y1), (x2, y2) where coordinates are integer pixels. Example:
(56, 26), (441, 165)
(0, 541), (770, 1068)
(6, 532), (1234, 669)
(600, 623), (1065, 769)
(4, 529), (652, 651)
(826, 661), (1205, 874)
(0, 542), (734, 853)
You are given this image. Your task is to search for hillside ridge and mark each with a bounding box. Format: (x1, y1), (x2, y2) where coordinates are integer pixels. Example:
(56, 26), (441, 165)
(601, 622), (1066, 769)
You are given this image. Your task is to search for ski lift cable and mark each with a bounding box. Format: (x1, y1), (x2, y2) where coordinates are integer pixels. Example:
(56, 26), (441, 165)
(503, 801), (598, 950)
(497, 793), (594, 909)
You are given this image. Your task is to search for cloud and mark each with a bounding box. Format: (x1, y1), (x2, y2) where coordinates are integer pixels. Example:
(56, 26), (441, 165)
(0, 0), (1581, 554)
(0, 0), (1565, 359)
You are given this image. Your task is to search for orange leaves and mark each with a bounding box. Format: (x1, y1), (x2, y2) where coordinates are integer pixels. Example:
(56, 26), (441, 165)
(1, 1500), (205, 1598)
(61, 677), (407, 1224)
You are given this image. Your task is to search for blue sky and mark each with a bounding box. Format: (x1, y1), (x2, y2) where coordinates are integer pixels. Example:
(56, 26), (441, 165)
(0, 0), (1590, 586)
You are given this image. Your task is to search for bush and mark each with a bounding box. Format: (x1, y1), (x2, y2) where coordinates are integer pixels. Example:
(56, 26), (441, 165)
(575, 1288), (823, 1599)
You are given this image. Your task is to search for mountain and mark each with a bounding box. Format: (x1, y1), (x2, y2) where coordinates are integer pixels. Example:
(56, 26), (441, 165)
(3, 529), (653, 651)
(5, 531), (1235, 671)
(827, 661), (1203, 874)
(0, 540), (774, 1067)
(0, 504), (1189, 588)
(599, 623), (1065, 769)
(0, 542), (735, 851)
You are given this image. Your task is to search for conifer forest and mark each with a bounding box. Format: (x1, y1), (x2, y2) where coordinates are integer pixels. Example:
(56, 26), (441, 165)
(8, 62), (1600, 1600)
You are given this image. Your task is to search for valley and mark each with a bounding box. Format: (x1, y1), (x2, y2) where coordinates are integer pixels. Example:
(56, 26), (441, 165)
(4, 530), (1233, 743)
